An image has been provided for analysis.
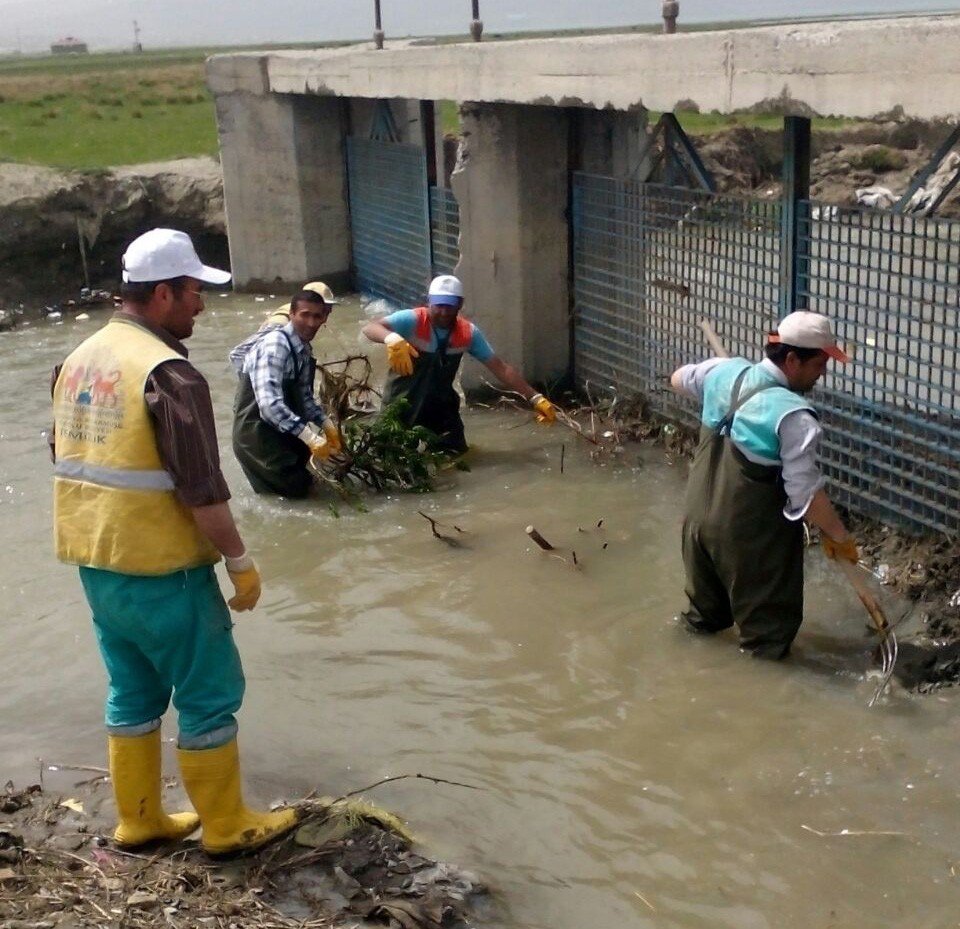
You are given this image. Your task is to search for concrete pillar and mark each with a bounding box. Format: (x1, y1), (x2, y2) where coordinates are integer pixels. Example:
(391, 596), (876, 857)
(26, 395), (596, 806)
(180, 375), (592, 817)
(451, 103), (569, 389)
(214, 86), (350, 290)
(577, 108), (651, 180)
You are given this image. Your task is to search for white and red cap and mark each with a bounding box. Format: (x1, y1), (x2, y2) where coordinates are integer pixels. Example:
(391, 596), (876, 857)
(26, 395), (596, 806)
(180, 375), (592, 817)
(768, 311), (849, 363)
(122, 228), (231, 285)
(428, 274), (464, 306)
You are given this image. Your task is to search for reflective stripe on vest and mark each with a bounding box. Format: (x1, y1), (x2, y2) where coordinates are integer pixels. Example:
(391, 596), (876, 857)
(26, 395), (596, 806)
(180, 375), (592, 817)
(54, 459), (175, 491)
(410, 307), (474, 354)
(53, 317), (219, 576)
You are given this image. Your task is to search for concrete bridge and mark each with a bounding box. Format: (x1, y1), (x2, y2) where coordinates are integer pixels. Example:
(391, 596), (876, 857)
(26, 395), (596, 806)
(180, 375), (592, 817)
(206, 14), (960, 387)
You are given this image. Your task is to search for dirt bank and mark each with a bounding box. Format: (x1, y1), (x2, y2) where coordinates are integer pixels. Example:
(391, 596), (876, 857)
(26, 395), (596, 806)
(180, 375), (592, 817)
(0, 773), (487, 929)
(694, 118), (960, 214)
(0, 157), (226, 311)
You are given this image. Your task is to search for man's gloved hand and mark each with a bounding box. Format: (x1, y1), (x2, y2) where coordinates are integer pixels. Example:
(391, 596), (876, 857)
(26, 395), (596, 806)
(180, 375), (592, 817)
(298, 424), (332, 463)
(321, 419), (343, 455)
(822, 535), (860, 564)
(530, 393), (558, 425)
(385, 332), (419, 376)
(224, 552), (261, 612)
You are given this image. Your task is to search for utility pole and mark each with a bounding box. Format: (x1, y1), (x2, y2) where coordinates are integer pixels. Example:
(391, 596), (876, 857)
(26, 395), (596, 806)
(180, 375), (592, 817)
(374, 0), (384, 49)
(470, 0), (483, 42)
(662, 0), (678, 34)
(132, 20), (142, 53)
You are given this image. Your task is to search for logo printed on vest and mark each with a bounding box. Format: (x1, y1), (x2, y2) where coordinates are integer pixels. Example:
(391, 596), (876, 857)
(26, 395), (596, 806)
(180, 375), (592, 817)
(57, 360), (125, 446)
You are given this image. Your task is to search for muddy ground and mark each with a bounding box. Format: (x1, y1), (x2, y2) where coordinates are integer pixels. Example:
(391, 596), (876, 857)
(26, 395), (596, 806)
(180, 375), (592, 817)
(0, 774), (488, 929)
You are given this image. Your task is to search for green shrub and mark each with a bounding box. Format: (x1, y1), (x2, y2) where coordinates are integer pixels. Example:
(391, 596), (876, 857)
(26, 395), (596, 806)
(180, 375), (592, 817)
(853, 146), (907, 173)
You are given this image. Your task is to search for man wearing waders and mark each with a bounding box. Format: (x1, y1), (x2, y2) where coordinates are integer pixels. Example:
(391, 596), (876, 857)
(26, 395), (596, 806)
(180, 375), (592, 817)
(231, 287), (341, 497)
(669, 311), (861, 658)
(362, 274), (558, 454)
(51, 229), (297, 854)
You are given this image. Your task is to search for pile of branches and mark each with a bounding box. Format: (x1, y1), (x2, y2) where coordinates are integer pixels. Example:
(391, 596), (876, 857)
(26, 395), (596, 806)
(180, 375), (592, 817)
(314, 357), (445, 496)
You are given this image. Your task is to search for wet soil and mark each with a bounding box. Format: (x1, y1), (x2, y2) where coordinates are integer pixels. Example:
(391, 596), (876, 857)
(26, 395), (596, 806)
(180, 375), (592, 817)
(0, 775), (487, 929)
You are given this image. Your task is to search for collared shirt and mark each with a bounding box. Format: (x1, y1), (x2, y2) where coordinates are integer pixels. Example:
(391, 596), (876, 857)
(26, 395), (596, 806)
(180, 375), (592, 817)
(674, 356), (825, 520)
(237, 322), (326, 435)
(50, 310), (231, 508)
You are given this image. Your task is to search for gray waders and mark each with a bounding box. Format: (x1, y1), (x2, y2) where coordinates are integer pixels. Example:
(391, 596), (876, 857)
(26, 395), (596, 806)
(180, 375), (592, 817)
(681, 369), (805, 659)
(381, 336), (467, 454)
(232, 330), (315, 498)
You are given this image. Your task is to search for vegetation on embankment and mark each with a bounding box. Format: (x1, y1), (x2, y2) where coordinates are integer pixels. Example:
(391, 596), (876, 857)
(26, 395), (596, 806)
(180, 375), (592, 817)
(0, 43), (344, 168)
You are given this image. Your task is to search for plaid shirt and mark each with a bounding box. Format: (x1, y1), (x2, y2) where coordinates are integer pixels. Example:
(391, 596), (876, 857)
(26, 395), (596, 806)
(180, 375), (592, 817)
(236, 323), (326, 435)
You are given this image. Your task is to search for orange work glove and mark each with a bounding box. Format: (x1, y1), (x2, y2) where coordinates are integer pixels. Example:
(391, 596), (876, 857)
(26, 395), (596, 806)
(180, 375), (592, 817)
(822, 535), (860, 564)
(321, 419), (343, 455)
(224, 552), (261, 612)
(298, 424), (332, 463)
(384, 332), (419, 376)
(530, 393), (557, 425)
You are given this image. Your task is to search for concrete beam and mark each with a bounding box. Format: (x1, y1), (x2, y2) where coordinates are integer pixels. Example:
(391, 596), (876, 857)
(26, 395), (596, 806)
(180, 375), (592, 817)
(214, 92), (350, 290)
(452, 104), (569, 390)
(207, 15), (960, 121)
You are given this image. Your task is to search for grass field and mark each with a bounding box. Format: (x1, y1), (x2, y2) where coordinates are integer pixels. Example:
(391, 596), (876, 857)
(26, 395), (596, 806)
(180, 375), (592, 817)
(0, 39), (864, 169)
(0, 51), (219, 167)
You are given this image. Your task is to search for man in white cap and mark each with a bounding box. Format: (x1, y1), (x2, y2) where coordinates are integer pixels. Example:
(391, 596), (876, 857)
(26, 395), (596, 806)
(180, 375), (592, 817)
(229, 282), (341, 498)
(669, 310), (860, 659)
(362, 274), (557, 454)
(51, 228), (297, 854)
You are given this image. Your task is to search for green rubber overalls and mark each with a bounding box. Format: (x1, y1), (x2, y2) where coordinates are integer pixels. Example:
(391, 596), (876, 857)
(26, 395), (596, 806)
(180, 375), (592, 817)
(681, 368), (806, 659)
(232, 329), (315, 498)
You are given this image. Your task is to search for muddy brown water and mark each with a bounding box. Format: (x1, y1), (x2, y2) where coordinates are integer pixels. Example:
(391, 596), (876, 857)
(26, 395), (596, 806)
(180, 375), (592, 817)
(1, 294), (959, 928)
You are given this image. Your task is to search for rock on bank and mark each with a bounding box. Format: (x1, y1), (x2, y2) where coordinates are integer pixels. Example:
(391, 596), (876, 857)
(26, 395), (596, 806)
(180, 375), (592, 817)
(0, 157), (226, 307)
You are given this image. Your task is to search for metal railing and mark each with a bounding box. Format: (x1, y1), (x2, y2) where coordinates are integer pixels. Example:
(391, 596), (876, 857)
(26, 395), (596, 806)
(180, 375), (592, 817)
(572, 171), (960, 534)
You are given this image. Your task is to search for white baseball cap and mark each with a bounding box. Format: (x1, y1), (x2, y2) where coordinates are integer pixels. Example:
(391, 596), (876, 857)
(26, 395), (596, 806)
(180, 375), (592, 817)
(428, 274), (464, 306)
(769, 311), (849, 363)
(122, 228), (232, 285)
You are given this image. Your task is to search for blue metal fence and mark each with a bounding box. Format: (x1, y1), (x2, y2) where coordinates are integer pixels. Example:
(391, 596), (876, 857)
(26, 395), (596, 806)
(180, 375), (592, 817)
(798, 201), (960, 534)
(429, 186), (460, 276)
(573, 174), (782, 424)
(346, 137), (432, 307)
(572, 171), (960, 534)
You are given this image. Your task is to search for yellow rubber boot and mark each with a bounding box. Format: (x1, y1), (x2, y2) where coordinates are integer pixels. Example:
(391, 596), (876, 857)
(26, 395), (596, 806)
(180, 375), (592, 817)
(108, 731), (200, 847)
(177, 738), (298, 856)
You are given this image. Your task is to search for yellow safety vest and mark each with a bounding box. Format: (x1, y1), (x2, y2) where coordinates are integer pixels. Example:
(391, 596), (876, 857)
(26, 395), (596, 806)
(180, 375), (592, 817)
(53, 317), (219, 576)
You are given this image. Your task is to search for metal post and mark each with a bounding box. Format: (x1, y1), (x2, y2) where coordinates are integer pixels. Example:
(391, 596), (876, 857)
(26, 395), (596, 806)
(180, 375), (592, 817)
(470, 0), (483, 42)
(662, 1), (679, 34)
(780, 115), (811, 316)
(374, 0), (384, 49)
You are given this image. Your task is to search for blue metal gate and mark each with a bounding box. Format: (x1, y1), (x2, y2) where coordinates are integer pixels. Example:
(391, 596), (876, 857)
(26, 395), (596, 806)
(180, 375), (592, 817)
(572, 171), (960, 534)
(346, 137), (432, 307)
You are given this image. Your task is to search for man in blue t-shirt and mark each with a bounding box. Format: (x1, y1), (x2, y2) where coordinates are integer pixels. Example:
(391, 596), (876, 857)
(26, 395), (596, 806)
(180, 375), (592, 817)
(362, 274), (557, 453)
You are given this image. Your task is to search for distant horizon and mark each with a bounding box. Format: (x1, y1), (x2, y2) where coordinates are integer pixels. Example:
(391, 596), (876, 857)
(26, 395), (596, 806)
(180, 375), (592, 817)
(1, 0), (959, 55)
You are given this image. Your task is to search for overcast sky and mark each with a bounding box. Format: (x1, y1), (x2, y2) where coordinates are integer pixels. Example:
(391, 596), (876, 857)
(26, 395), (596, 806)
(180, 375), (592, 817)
(2, 0), (958, 53)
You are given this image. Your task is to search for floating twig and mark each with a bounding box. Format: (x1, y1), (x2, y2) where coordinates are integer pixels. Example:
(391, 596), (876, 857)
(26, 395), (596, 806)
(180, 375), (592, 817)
(525, 525), (555, 551)
(417, 510), (466, 546)
(634, 890), (657, 912)
(801, 824), (907, 838)
(560, 443), (565, 474)
(341, 772), (483, 799)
